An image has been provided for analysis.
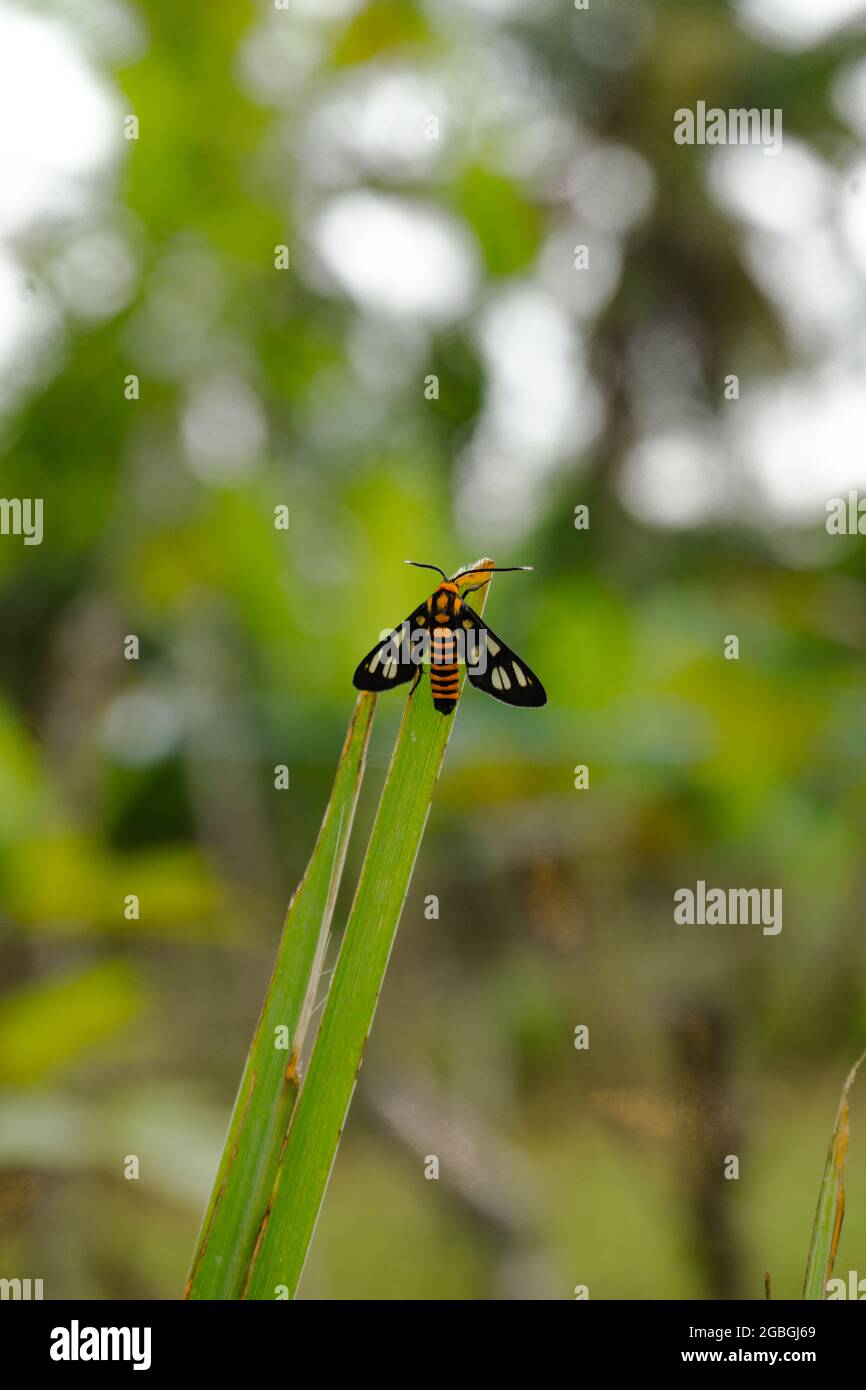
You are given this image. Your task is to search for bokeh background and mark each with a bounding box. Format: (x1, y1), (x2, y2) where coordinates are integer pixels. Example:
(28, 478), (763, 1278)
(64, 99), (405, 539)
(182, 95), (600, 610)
(3, 0), (866, 1300)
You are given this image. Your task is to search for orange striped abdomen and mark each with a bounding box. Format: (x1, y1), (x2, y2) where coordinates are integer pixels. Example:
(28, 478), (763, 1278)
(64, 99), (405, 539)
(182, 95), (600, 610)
(430, 627), (460, 711)
(430, 661), (459, 691)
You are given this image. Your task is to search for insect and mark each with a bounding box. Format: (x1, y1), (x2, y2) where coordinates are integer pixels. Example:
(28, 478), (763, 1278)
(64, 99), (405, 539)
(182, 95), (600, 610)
(352, 561), (547, 715)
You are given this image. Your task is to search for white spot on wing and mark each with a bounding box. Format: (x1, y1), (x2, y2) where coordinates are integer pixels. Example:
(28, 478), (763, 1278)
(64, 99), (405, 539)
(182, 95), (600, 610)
(513, 662), (527, 687)
(486, 637), (501, 656)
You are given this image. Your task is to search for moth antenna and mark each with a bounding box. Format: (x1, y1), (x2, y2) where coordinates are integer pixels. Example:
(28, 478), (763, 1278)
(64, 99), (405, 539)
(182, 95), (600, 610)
(405, 560), (448, 580)
(456, 565), (534, 597)
(452, 564), (533, 581)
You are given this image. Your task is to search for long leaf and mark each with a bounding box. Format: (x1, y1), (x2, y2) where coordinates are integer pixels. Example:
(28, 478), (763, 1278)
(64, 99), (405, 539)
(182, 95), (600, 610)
(185, 693), (376, 1299)
(802, 1048), (866, 1299)
(242, 560), (495, 1299)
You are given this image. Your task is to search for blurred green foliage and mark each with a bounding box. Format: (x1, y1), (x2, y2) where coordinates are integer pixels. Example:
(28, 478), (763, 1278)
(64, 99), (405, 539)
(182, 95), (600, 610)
(2, 0), (866, 1299)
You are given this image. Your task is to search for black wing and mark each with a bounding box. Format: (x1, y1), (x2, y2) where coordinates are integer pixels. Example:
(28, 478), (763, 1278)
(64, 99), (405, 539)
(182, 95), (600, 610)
(461, 604), (546, 708)
(352, 605), (426, 692)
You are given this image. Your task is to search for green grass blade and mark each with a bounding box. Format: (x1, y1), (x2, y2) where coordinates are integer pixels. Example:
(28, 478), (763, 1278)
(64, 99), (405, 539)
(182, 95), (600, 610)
(242, 562), (494, 1299)
(802, 1048), (866, 1299)
(185, 693), (376, 1299)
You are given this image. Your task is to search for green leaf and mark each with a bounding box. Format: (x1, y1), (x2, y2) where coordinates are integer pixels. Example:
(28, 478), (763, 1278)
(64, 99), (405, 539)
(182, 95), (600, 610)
(185, 693), (376, 1299)
(0, 961), (143, 1086)
(454, 168), (542, 278)
(802, 1049), (866, 1299)
(242, 562), (495, 1299)
(331, 0), (431, 66)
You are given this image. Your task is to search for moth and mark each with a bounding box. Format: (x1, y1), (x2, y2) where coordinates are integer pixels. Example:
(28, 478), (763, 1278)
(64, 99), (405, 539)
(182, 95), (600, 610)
(352, 561), (547, 715)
